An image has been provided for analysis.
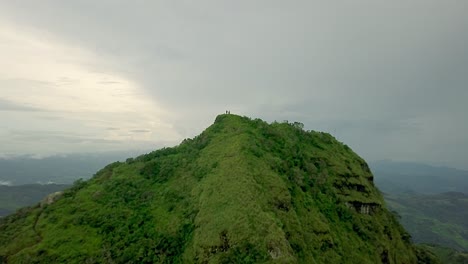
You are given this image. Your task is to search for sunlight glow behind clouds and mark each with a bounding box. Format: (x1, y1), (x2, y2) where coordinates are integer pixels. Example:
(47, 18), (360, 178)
(0, 21), (180, 155)
(0, 1), (466, 169)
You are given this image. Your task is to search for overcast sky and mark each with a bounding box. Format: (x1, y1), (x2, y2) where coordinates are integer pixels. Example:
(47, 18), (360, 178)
(0, 1), (467, 169)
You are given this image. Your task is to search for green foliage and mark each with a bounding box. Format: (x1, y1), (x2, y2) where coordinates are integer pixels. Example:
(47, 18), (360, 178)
(218, 242), (269, 264)
(0, 114), (435, 263)
(414, 245), (442, 264)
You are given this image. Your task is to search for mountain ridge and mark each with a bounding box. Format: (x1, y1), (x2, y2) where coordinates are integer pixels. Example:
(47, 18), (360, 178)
(0, 114), (436, 263)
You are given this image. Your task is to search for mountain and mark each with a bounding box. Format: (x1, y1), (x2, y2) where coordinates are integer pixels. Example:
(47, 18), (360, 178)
(371, 161), (468, 195)
(384, 192), (468, 252)
(0, 114), (435, 263)
(0, 184), (70, 217)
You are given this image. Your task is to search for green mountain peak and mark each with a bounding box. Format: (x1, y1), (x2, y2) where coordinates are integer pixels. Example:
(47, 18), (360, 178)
(0, 114), (438, 263)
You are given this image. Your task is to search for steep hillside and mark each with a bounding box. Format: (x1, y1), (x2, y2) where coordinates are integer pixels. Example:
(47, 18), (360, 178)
(0, 114), (432, 263)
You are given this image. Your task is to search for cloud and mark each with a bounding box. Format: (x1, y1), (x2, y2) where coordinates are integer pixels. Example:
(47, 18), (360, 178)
(9, 130), (119, 144)
(130, 129), (151, 133)
(0, 98), (42, 112)
(0, 180), (12, 186)
(0, 18), (181, 157)
(0, 1), (467, 169)
(98, 81), (122, 85)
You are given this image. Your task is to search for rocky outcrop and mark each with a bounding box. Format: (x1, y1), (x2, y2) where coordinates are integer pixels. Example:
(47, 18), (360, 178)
(40, 191), (63, 207)
(346, 201), (381, 215)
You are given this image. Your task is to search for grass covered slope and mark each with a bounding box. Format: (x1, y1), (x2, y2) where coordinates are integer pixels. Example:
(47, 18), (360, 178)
(0, 114), (427, 263)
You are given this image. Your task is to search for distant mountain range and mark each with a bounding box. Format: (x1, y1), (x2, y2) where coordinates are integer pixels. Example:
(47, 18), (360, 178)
(0, 151), (147, 185)
(0, 184), (69, 217)
(384, 192), (468, 252)
(370, 160), (468, 195)
(371, 160), (468, 253)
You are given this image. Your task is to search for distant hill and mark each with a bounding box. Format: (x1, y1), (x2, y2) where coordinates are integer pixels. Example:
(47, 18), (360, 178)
(419, 244), (468, 264)
(0, 184), (69, 217)
(0, 114), (433, 263)
(385, 192), (468, 251)
(370, 161), (468, 194)
(0, 152), (145, 185)
(372, 161), (468, 252)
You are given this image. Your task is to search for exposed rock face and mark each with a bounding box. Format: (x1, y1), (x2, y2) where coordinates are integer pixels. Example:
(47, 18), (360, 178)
(346, 201), (381, 215)
(40, 191), (63, 207)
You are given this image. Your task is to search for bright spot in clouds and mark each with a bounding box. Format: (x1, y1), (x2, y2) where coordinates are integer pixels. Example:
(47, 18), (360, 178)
(0, 1), (467, 170)
(0, 21), (180, 156)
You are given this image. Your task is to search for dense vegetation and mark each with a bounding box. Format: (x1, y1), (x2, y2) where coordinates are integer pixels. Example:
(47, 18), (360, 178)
(0, 114), (435, 263)
(384, 192), (468, 251)
(0, 184), (69, 217)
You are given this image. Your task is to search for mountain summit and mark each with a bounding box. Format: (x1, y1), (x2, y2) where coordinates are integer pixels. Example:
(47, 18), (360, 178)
(0, 114), (437, 263)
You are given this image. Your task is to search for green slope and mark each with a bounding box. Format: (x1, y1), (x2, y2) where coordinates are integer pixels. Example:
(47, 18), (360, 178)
(0, 114), (433, 263)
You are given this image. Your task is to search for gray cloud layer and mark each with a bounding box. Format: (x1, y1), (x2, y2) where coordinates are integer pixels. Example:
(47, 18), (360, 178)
(0, 1), (467, 168)
(0, 98), (41, 112)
